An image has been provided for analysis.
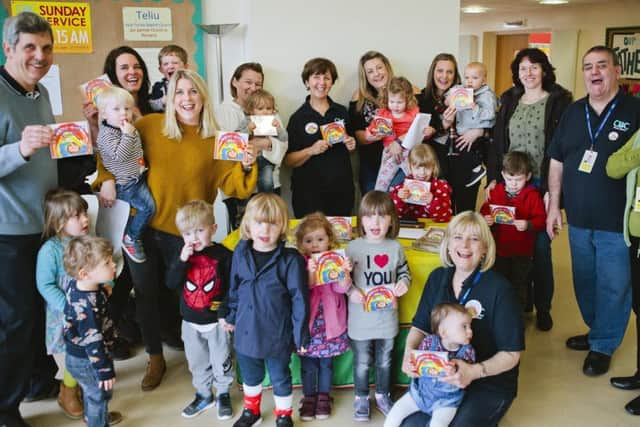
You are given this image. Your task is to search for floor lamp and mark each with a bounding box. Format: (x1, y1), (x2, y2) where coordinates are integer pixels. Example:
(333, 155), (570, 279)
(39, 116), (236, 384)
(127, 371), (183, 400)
(198, 23), (239, 103)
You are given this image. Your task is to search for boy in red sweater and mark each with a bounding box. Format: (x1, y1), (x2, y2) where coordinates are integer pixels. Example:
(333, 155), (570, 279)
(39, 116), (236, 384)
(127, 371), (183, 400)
(481, 151), (546, 309)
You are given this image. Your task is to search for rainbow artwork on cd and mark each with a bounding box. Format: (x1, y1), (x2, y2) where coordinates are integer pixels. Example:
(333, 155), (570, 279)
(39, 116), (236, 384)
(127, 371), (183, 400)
(49, 121), (92, 159)
(490, 204), (516, 225)
(364, 285), (396, 312)
(404, 179), (431, 206)
(215, 131), (248, 161)
(81, 74), (112, 106)
(320, 121), (346, 145)
(412, 350), (449, 377)
(314, 249), (347, 285)
(369, 116), (393, 136)
(327, 216), (352, 241)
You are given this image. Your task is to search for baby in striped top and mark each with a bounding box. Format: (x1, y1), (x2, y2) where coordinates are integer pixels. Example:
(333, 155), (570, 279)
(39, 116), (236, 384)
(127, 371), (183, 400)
(96, 86), (156, 264)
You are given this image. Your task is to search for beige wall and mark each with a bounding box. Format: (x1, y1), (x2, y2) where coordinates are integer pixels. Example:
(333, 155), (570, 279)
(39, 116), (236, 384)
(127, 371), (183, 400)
(461, 3), (639, 99)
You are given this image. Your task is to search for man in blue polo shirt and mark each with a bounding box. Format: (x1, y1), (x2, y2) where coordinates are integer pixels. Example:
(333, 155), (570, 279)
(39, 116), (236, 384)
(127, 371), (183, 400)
(547, 45), (640, 377)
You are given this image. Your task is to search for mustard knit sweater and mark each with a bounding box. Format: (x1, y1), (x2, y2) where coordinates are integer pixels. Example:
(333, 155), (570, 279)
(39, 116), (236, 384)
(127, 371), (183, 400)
(96, 113), (257, 236)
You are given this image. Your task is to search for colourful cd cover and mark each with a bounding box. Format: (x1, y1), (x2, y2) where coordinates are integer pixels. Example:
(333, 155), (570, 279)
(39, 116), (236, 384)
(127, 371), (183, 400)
(367, 116), (393, 136)
(449, 86), (474, 110)
(214, 131), (248, 161)
(320, 121), (347, 145)
(404, 179), (431, 206)
(490, 204), (516, 225)
(363, 284), (397, 312)
(411, 350), (450, 377)
(49, 121), (92, 159)
(80, 74), (112, 106)
(313, 249), (347, 286)
(327, 216), (353, 241)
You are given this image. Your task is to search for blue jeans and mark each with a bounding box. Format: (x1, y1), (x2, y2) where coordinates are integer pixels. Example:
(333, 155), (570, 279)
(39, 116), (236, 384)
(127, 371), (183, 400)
(65, 354), (112, 427)
(568, 226), (632, 355)
(351, 338), (394, 396)
(257, 155), (276, 193)
(236, 353), (292, 397)
(116, 175), (155, 241)
(300, 356), (333, 396)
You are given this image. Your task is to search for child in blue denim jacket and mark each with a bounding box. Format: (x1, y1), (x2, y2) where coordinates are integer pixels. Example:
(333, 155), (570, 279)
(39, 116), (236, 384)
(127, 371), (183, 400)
(224, 193), (309, 427)
(385, 303), (475, 427)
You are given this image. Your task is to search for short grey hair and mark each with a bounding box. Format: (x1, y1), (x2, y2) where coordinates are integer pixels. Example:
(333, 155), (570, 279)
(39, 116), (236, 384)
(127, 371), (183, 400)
(3, 12), (53, 50)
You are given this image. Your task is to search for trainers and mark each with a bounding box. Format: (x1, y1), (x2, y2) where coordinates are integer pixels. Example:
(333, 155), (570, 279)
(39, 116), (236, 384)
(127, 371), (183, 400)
(315, 393), (332, 420)
(466, 165), (486, 187)
(275, 414), (293, 427)
(353, 395), (370, 422)
(181, 394), (214, 418)
(233, 408), (262, 427)
(122, 234), (147, 263)
(83, 411), (123, 425)
(536, 311), (554, 331)
(375, 393), (394, 416)
(299, 395), (316, 421)
(217, 392), (233, 420)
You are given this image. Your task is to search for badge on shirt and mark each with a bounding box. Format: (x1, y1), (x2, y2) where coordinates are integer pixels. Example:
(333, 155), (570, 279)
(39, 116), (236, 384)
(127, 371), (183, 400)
(634, 187), (640, 212)
(305, 122), (319, 134)
(609, 131), (619, 141)
(578, 150), (598, 173)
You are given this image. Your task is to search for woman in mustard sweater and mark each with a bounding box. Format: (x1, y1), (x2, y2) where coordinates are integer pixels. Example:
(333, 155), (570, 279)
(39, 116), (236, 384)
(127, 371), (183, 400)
(96, 69), (257, 391)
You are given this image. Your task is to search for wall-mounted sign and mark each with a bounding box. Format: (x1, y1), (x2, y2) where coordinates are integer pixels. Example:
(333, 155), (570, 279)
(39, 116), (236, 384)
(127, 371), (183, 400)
(123, 7), (172, 41)
(11, 1), (93, 53)
(606, 27), (640, 80)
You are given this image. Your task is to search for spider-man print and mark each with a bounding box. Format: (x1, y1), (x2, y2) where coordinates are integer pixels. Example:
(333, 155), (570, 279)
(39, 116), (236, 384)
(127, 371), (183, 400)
(184, 254), (222, 311)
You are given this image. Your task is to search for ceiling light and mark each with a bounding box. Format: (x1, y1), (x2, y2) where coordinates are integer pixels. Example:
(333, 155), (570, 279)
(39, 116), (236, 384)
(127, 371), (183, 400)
(538, 0), (569, 4)
(503, 19), (527, 29)
(462, 5), (489, 13)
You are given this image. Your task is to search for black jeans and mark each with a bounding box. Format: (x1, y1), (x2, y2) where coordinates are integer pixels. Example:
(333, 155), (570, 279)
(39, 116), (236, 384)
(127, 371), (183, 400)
(494, 256), (533, 310)
(0, 234), (46, 423)
(400, 386), (514, 427)
(292, 185), (354, 218)
(127, 228), (183, 355)
(448, 153), (480, 214)
(630, 237), (640, 371)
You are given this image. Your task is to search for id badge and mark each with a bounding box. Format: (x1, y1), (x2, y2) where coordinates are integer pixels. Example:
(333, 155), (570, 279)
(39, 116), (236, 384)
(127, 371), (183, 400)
(578, 150), (597, 173)
(634, 187), (640, 212)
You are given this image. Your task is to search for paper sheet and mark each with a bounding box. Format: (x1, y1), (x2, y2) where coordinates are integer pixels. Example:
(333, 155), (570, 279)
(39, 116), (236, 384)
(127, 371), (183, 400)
(398, 227), (426, 240)
(401, 113), (431, 150)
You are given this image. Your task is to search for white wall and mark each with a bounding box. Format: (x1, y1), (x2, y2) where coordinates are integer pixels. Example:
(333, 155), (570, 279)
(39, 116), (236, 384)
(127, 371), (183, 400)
(202, 0), (461, 211)
(460, 2), (639, 99)
(204, 0), (460, 120)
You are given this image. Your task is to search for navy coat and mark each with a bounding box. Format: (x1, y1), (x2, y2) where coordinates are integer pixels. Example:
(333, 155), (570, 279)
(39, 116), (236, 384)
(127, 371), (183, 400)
(226, 239), (310, 358)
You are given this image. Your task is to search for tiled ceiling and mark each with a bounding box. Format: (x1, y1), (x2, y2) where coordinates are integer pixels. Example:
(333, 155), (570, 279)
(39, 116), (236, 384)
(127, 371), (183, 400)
(460, 0), (638, 14)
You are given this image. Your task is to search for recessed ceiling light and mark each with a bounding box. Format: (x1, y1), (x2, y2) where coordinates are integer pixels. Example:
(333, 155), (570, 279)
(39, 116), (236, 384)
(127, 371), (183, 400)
(462, 5), (490, 13)
(538, 0), (569, 4)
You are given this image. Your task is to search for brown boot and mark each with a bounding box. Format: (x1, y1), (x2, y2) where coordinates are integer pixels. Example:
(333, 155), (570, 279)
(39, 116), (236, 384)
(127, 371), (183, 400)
(141, 353), (166, 391)
(57, 384), (83, 419)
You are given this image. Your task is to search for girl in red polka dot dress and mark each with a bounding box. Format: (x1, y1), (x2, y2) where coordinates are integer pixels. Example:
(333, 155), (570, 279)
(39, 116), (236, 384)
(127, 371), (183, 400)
(390, 144), (452, 222)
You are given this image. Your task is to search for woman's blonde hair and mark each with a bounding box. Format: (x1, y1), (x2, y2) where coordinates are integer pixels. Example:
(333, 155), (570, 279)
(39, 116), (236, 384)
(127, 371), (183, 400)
(439, 211), (495, 272)
(42, 189), (89, 240)
(163, 69), (219, 140)
(357, 191), (400, 239)
(239, 193), (289, 242)
(355, 51), (394, 112)
(294, 212), (337, 255)
(408, 144), (440, 178)
(378, 76), (417, 111)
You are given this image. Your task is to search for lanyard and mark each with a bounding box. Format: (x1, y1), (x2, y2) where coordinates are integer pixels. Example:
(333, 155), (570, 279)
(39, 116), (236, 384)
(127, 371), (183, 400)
(585, 97), (618, 150)
(458, 271), (483, 305)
